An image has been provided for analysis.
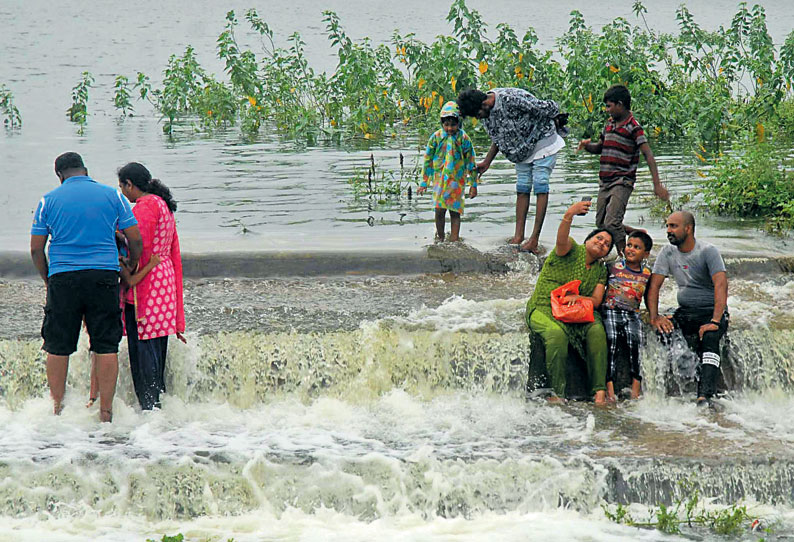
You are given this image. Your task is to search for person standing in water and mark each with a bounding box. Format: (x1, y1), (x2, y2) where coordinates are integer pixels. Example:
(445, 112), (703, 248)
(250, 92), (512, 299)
(418, 101), (478, 242)
(31, 152), (142, 422)
(577, 85), (669, 255)
(457, 87), (567, 253)
(117, 162), (186, 410)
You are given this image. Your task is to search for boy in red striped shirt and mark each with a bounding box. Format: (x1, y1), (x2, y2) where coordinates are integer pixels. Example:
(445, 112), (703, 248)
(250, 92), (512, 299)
(577, 85), (669, 255)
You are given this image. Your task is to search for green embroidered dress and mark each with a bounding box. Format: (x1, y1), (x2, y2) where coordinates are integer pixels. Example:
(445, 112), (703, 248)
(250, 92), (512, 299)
(526, 239), (607, 358)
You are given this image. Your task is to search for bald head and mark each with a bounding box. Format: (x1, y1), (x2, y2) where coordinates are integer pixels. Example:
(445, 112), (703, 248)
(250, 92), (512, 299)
(666, 211), (695, 247)
(675, 211), (695, 231)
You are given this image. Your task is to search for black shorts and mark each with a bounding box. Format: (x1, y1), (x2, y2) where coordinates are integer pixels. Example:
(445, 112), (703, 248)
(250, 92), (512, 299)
(41, 270), (122, 355)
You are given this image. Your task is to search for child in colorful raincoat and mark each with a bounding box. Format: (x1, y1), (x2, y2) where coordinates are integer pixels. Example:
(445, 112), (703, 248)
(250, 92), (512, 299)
(418, 101), (478, 242)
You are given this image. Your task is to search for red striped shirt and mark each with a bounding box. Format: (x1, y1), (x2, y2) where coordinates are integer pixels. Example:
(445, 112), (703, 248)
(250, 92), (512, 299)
(599, 113), (647, 186)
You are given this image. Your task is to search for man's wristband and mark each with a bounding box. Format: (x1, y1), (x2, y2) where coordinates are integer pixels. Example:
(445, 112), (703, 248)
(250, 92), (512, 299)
(709, 319), (720, 326)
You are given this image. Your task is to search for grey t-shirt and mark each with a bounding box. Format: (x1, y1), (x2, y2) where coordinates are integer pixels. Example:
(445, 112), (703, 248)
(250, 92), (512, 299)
(652, 240), (726, 309)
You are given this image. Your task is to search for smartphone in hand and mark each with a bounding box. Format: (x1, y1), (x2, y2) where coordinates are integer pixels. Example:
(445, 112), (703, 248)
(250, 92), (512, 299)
(577, 196), (592, 215)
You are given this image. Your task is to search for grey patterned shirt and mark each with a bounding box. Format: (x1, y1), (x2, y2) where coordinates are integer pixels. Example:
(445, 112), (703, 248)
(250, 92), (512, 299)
(481, 88), (560, 163)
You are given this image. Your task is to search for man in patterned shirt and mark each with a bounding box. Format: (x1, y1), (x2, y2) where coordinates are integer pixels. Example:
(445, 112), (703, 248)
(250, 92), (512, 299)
(578, 85), (669, 255)
(458, 87), (568, 254)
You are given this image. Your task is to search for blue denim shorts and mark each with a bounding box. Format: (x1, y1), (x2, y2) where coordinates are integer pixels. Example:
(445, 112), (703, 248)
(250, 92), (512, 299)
(515, 153), (557, 195)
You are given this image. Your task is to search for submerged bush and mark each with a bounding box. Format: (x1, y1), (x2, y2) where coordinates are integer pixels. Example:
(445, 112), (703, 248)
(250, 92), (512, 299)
(0, 84), (21, 128)
(105, 0), (794, 145)
(700, 132), (794, 234)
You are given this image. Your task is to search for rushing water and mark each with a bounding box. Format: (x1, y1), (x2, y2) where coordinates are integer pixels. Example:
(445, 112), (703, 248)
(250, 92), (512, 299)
(4, 0), (794, 540)
(2, 262), (794, 540)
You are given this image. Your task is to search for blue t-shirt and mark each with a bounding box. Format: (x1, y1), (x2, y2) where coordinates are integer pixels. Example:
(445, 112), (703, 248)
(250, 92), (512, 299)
(31, 176), (138, 276)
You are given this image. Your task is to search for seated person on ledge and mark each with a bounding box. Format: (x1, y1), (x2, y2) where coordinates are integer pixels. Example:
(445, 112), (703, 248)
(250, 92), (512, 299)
(646, 211), (729, 407)
(525, 200), (613, 403)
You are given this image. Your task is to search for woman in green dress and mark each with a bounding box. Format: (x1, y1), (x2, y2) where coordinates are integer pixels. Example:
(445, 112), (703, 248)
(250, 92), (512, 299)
(526, 200), (614, 403)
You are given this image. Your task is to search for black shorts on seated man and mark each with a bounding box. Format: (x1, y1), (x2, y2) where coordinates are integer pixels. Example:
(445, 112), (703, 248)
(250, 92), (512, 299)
(646, 211), (729, 406)
(30, 152), (142, 422)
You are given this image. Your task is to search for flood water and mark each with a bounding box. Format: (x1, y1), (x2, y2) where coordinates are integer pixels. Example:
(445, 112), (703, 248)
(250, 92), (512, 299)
(3, 1), (794, 541)
(2, 0), (794, 255)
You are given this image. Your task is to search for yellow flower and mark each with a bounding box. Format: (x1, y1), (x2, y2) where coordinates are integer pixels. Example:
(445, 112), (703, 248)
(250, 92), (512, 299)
(528, 67), (535, 80)
(383, 90), (388, 96)
(653, 126), (662, 136)
(757, 77), (763, 86)
(247, 96), (257, 106)
(756, 122), (765, 142)
(276, 99), (281, 105)
(694, 152), (706, 163)
(517, 72), (524, 79)
(718, 67), (724, 74)
(418, 78), (426, 89)
(373, 104), (379, 111)
(478, 61), (488, 74)
(439, 95), (444, 107)
(330, 119), (337, 126)
(400, 46), (406, 56)
(391, 132), (396, 138)
(699, 143), (707, 153)
(584, 93), (593, 113)
(609, 65), (620, 73)
(787, 81), (792, 91)
(487, 80), (495, 89)
(364, 133), (371, 140)
(471, 118), (478, 126)
(290, 87), (296, 94)
(403, 117), (410, 124)
(431, 90), (437, 98)
(207, 110), (213, 116)
(518, 53), (524, 62)
(696, 170), (707, 178)
(451, 76), (457, 93)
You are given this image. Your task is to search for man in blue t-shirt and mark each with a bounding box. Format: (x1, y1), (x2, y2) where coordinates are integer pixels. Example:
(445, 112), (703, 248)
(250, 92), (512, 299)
(31, 152), (143, 422)
(646, 211), (729, 407)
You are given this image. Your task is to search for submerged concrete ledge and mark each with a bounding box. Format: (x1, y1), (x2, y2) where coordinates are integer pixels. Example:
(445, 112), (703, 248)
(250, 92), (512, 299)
(1, 250), (792, 279)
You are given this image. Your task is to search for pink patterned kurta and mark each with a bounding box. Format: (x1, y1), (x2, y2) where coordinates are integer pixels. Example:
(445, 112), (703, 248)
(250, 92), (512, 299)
(129, 194), (185, 340)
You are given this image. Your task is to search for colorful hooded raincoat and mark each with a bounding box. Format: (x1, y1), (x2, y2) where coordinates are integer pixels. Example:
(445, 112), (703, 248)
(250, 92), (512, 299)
(421, 102), (478, 214)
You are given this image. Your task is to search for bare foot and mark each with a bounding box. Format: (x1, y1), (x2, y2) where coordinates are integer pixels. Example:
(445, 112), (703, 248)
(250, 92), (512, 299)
(606, 382), (617, 403)
(630, 379), (642, 400)
(594, 390), (607, 405)
(519, 237), (539, 254)
(546, 395), (566, 404)
(100, 409), (113, 423)
(507, 236), (524, 245)
(86, 396), (97, 408)
(53, 401), (63, 416)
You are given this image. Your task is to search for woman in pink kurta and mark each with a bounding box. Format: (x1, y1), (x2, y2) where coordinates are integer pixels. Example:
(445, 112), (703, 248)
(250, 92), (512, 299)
(118, 162), (185, 410)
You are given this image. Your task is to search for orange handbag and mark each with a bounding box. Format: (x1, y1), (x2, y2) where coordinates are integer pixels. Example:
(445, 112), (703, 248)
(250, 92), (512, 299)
(550, 280), (594, 324)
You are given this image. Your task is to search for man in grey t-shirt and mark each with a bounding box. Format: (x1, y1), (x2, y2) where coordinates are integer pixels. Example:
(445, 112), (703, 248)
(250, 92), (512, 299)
(646, 211), (729, 405)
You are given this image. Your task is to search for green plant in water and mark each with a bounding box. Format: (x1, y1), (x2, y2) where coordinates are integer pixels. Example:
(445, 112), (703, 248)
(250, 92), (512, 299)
(699, 131), (794, 234)
(66, 71), (94, 134)
(114, 75), (134, 117)
(109, 1), (794, 147)
(348, 153), (420, 202)
(603, 480), (766, 536)
(0, 84), (22, 128)
(146, 534), (183, 542)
